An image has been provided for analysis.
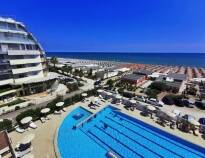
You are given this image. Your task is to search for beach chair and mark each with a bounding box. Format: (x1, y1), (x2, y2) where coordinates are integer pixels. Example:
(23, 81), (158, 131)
(15, 147), (33, 158)
(40, 117), (46, 123)
(54, 110), (62, 114)
(46, 115), (51, 120)
(29, 122), (37, 129)
(15, 126), (25, 133)
(62, 108), (67, 112)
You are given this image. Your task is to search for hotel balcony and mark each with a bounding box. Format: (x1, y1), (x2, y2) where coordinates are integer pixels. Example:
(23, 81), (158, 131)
(14, 71), (44, 84)
(9, 56), (42, 65)
(0, 28), (27, 35)
(8, 50), (41, 56)
(12, 64), (43, 75)
(0, 79), (14, 86)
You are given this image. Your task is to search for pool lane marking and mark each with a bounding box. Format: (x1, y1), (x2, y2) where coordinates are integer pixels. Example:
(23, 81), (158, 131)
(109, 112), (204, 158)
(79, 128), (108, 151)
(94, 125), (144, 158)
(99, 121), (163, 158)
(87, 130), (125, 158)
(102, 118), (182, 158)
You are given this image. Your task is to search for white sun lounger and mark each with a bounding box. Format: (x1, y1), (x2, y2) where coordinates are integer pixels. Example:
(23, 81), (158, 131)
(29, 122), (37, 129)
(40, 117), (46, 123)
(54, 110), (62, 114)
(15, 147), (33, 158)
(45, 115), (51, 120)
(15, 126), (25, 133)
(62, 108), (67, 112)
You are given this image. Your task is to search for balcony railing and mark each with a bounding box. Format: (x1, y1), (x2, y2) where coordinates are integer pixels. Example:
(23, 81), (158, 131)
(9, 56), (42, 65)
(8, 50), (41, 56)
(12, 64), (43, 74)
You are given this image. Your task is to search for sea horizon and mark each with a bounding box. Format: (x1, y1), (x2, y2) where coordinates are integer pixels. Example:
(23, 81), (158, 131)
(47, 52), (205, 68)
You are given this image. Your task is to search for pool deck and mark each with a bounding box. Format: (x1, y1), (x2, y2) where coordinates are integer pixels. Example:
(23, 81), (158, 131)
(9, 96), (205, 158)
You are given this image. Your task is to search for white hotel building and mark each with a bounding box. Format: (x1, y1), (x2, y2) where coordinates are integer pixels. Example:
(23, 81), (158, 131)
(0, 17), (47, 86)
(0, 17), (63, 98)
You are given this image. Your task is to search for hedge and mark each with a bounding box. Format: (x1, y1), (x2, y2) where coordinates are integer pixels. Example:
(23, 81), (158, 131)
(15, 88), (98, 125)
(0, 119), (12, 132)
(16, 108), (41, 125)
(146, 88), (160, 99)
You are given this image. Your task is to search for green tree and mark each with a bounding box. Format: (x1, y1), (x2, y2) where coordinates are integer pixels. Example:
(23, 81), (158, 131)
(50, 57), (58, 68)
(107, 79), (115, 89)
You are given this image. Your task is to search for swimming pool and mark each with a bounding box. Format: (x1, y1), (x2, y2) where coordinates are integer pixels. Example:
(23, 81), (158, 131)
(57, 106), (205, 158)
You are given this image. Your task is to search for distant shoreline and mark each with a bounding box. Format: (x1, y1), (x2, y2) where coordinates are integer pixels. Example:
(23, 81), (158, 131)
(47, 52), (205, 68)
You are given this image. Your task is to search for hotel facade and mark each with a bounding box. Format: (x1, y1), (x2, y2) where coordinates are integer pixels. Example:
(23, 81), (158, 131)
(0, 17), (47, 86)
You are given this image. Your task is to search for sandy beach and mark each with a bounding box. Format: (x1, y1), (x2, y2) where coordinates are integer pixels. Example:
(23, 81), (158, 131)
(58, 57), (205, 79)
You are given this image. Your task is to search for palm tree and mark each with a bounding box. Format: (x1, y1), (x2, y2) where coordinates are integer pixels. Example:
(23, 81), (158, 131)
(50, 57), (58, 68)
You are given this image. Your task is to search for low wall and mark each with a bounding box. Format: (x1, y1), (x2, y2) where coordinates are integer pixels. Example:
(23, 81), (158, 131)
(0, 101), (31, 115)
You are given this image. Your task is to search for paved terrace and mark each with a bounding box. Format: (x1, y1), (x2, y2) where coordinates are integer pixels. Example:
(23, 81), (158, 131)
(0, 78), (94, 121)
(8, 96), (205, 158)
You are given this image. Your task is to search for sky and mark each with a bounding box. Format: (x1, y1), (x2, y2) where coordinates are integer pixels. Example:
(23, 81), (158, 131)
(0, 0), (205, 52)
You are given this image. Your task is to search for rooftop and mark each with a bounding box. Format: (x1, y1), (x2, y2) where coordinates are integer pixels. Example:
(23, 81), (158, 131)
(133, 69), (152, 76)
(0, 17), (24, 26)
(167, 73), (187, 81)
(122, 74), (145, 81)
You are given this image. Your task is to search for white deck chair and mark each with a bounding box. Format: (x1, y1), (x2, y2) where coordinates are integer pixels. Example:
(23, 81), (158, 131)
(15, 126), (25, 133)
(29, 122), (37, 129)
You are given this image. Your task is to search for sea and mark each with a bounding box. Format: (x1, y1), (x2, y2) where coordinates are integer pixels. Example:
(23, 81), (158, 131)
(46, 52), (205, 68)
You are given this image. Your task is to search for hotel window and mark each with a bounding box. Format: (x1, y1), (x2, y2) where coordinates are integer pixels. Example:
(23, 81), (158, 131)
(0, 21), (7, 29)
(7, 23), (16, 30)
(20, 44), (26, 50)
(26, 44), (32, 50)
(17, 24), (26, 32)
(8, 44), (20, 50)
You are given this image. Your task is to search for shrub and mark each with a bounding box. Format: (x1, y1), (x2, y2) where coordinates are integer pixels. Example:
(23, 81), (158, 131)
(15, 106), (20, 110)
(146, 88), (160, 99)
(0, 119), (12, 132)
(149, 81), (167, 91)
(162, 95), (175, 105)
(16, 109), (40, 124)
(46, 96), (63, 112)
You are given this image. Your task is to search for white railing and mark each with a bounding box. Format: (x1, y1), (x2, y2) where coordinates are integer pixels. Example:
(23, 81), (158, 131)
(8, 50), (41, 55)
(0, 79), (13, 86)
(12, 64), (43, 74)
(9, 56), (42, 65)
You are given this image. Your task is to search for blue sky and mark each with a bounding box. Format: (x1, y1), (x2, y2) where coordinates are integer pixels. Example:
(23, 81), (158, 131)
(0, 0), (205, 52)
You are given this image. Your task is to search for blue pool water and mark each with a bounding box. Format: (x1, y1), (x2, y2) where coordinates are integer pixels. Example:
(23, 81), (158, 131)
(57, 106), (205, 158)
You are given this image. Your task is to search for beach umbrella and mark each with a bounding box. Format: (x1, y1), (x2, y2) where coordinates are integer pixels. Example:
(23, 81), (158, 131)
(115, 95), (122, 99)
(21, 134), (35, 144)
(56, 102), (64, 107)
(41, 108), (50, 114)
(147, 105), (156, 111)
(93, 97), (99, 102)
(97, 89), (103, 93)
(188, 119), (200, 126)
(183, 114), (196, 121)
(172, 109), (181, 116)
(166, 111), (177, 119)
(188, 98), (195, 104)
(82, 93), (88, 97)
(130, 99), (136, 104)
(106, 92), (112, 96)
(198, 118), (205, 125)
(20, 116), (32, 125)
